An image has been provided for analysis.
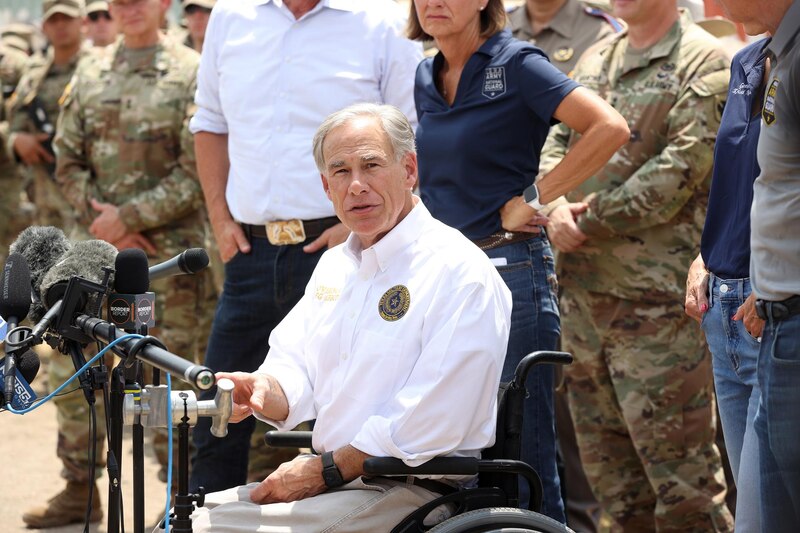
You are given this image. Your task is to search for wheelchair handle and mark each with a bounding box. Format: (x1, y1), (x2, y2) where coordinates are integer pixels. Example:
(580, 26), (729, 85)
(513, 351), (573, 388)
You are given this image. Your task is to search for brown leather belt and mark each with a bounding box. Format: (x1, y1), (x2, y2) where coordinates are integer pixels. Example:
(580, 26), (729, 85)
(241, 216), (340, 245)
(472, 231), (538, 251)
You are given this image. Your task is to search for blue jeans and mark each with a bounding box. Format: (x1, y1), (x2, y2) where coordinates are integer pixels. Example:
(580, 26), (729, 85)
(190, 237), (325, 493)
(755, 304), (800, 532)
(701, 274), (761, 532)
(484, 233), (564, 523)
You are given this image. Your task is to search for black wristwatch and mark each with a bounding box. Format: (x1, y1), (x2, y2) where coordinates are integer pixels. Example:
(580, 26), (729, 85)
(321, 451), (345, 488)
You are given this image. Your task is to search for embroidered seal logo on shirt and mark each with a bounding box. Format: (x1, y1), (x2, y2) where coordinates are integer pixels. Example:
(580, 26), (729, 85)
(379, 285), (410, 322)
(552, 47), (574, 62)
(763, 78), (779, 126)
(482, 67), (506, 99)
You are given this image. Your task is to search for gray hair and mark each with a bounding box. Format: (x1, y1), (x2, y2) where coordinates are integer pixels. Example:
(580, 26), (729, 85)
(312, 103), (416, 173)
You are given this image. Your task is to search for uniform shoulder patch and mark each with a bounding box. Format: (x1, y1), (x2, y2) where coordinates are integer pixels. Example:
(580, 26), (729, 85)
(379, 285), (411, 322)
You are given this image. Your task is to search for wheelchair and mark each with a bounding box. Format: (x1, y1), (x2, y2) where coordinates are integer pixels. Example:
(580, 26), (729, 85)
(265, 350), (574, 533)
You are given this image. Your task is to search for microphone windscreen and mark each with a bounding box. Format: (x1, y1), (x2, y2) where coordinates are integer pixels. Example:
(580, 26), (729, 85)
(39, 240), (118, 309)
(114, 249), (150, 294)
(0, 254), (32, 322)
(8, 227), (71, 301)
(181, 248), (210, 274)
(14, 350), (40, 384)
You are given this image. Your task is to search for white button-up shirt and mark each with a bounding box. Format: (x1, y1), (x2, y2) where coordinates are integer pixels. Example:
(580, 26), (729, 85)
(190, 0), (423, 224)
(257, 200), (513, 467)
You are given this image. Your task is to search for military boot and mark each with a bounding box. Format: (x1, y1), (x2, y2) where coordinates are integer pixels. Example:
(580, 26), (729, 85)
(22, 480), (103, 528)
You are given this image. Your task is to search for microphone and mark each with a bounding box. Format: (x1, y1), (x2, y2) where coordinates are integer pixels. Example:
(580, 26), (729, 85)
(148, 248), (209, 281)
(39, 239), (118, 311)
(0, 254), (32, 406)
(8, 226), (72, 322)
(0, 350), (40, 409)
(108, 249), (155, 330)
(25, 239), (117, 342)
(75, 314), (215, 390)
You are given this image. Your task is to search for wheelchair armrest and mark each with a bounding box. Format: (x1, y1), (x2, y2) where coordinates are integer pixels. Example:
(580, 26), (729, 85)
(363, 457), (480, 476)
(264, 430), (313, 448)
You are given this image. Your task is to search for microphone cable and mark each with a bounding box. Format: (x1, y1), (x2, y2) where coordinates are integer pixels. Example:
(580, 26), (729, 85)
(3, 334), (141, 414)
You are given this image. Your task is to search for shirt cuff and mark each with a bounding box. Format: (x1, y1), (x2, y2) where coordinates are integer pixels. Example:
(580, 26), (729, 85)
(577, 209), (614, 238)
(253, 367), (313, 431)
(117, 203), (143, 233)
(350, 416), (430, 467)
(189, 108), (229, 135)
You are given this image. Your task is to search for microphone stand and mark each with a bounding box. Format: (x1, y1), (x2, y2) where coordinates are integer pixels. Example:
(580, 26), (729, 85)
(106, 323), (148, 533)
(40, 273), (224, 533)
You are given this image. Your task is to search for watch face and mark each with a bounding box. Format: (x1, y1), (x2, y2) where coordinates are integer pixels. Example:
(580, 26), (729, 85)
(523, 184), (538, 203)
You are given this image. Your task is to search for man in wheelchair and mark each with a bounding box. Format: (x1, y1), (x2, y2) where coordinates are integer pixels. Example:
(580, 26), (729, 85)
(187, 103), (514, 532)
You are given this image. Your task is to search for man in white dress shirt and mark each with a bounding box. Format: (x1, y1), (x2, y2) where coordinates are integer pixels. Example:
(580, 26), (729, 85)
(189, 0), (423, 493)
(185, 104), (512, 532)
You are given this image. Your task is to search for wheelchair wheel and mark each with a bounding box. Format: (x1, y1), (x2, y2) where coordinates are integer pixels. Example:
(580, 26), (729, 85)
(429, 507), (570, 533)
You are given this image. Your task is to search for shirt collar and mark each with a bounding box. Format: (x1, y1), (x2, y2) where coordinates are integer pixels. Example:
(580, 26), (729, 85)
(256, 0), (357, 12)
(344, 196), (429, 272)
(478, 29), (513, 58)
(508, 0), (581, 40)
(645, 8), (688, 61)
(767, 0), (800, 60)
(740, 37), (772, 75)
(548, 0), (583, 40)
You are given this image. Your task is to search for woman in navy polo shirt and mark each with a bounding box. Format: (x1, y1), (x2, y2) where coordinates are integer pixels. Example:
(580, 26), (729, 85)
(408, 0), (628, 522)
(685, 37), (770, 532)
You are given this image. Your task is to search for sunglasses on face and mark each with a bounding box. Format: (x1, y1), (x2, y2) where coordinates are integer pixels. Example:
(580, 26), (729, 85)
(184, 4), (212, 15)
(88, 11), (112, 21)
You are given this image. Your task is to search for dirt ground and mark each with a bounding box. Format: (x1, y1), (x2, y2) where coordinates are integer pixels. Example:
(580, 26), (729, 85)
(0, 349), (184, 533)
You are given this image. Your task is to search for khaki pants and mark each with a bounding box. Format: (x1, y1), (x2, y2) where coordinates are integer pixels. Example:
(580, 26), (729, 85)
(186, 477), (452, 533)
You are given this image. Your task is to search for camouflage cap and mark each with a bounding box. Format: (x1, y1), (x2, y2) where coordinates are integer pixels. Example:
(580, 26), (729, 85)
(182, 0), (216, 10)
(42, 0), (85, 21)
(86, 1), (109, 14)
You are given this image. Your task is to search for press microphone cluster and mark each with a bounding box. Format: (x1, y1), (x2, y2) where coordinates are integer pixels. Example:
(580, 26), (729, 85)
(1, 253), (34, 407)
(2, 226), (216, 391)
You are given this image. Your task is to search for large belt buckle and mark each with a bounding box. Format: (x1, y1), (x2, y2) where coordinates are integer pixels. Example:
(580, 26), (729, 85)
(266, 219), (306, 246)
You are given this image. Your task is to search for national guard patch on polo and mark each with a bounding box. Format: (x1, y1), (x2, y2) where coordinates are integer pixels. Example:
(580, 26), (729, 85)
(482, 67), (506, 99)
(763, 78), (779, 125)
(379, 285), (410, 322)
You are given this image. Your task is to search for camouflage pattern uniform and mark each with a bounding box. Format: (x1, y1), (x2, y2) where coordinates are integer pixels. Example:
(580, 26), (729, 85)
(0, 43), (30, 264)
(508, 0), (623, 76)
(538, 11), (734, 532)
(53, 37), (217, 481)
(6, 49), (83, 233)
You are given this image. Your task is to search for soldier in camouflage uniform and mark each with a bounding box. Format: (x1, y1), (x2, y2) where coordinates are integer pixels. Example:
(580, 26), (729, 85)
(180, 0), (215, 52)
(20, 0), (217, 527)
(509, 2), (624, 531)
(0, 43), (31, 264)
(6, 0), (86, 235)
(538, 1), (734, 530)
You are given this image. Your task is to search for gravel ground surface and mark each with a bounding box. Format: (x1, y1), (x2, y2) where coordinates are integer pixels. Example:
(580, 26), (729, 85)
(0, 350), (179, 533)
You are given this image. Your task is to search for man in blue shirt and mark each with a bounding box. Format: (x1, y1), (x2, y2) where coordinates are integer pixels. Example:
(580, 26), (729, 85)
(685, 37), (769, 533)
